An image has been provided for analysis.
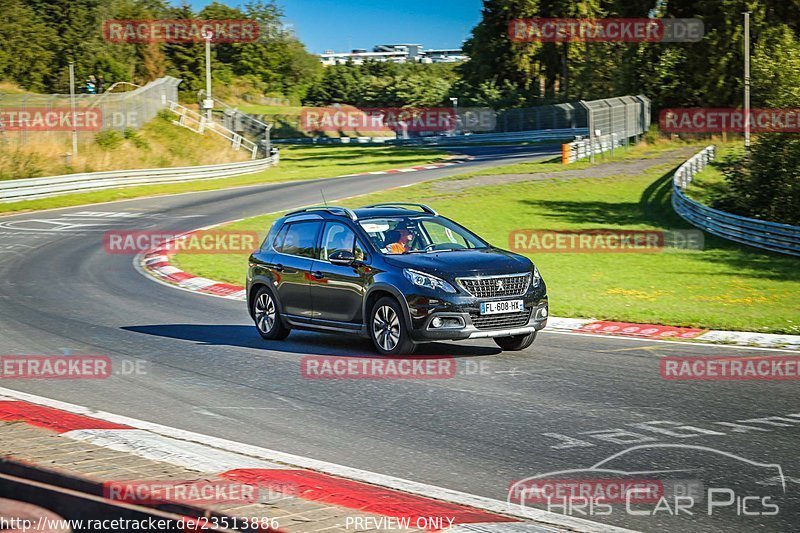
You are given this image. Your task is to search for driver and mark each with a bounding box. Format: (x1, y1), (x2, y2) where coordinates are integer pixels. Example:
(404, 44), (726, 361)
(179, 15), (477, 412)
(385, 228), (413, 254)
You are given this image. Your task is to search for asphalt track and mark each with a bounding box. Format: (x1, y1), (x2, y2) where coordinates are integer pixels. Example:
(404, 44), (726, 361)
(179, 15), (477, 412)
(0, 144), (797, 532)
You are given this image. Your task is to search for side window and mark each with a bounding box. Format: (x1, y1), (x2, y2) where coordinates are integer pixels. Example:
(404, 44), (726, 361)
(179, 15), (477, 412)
(322, 222), (357, 260)
(321, 222), (368, 262)
(271, 224), (289, 251)
(275, 221), (321, 258)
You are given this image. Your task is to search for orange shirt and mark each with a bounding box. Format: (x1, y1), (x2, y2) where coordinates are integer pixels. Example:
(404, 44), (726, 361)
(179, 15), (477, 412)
(388, 242), (406, 254)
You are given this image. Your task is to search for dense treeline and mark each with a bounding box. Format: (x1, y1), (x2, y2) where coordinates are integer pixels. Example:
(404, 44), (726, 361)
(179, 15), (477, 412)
(457, 0), (800, 110)
(0, 0), (321, 101)
(303, 0), (800, 112)
(4, 0), (798, 111)
(305, 62), (459, 108)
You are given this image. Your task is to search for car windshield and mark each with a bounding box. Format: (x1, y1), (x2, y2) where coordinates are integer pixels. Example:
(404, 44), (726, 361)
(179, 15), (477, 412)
(358, 215), (489, 255)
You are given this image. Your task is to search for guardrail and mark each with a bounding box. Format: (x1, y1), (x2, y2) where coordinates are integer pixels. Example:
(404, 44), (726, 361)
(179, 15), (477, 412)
(672, 145), (800, 256)
(273, 128), (587, 146)
(273, 136), (393, 145)
(0, 154), (278, 203)
(390, 128), (587, 146)
(562, 133), (621, 163)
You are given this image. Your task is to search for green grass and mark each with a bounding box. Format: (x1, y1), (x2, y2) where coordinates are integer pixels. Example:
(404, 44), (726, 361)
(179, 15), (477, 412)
(683, 145), (741, 205)
(0, 145), (448, 215)
(457, 140), (707, 178)
(174, 142), (800, 334)
(233, 104), (304, 115)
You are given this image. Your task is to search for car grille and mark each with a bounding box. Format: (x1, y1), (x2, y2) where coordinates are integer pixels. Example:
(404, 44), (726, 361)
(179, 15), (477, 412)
(470, 308), (532, 330)
(457, 273), (531, 298)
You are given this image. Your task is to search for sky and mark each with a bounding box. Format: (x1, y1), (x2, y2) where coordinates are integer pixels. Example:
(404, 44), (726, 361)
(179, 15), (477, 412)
(183, 0), (484, 53)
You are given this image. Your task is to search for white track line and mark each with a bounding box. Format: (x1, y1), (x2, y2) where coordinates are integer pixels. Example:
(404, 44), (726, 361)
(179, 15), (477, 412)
(65, 428), (284, 472)
(0, 386), (637, 533)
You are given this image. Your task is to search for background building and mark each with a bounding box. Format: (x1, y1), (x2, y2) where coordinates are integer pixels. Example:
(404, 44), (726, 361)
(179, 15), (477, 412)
(320, 44), (466, 65)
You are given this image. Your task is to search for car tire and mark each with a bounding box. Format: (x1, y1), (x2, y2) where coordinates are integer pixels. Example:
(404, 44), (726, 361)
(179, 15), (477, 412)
(252, 286), (291, 340)
(369, 297), (416, 356)
(494, 332), (536, 351)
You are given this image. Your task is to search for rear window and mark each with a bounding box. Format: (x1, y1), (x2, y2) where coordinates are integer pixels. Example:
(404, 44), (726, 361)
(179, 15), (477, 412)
(273, 221), (321, 258)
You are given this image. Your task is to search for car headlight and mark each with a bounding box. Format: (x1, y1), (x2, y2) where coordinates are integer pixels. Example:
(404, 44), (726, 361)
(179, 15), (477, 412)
(531, 265), (542, 287)
(403, 268), (457, 293)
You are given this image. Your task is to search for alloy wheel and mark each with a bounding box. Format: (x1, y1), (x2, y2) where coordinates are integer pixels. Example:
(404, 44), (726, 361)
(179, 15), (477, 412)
(372, 305), (400, 352)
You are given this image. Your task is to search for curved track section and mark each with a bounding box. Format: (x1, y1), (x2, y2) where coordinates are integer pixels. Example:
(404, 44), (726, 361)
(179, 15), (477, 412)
(0, 145), (797, 532)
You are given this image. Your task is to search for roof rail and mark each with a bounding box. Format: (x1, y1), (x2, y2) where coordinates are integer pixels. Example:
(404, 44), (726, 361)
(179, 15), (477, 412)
(362, 203), (438, 216)
(285, 206), (358, 220)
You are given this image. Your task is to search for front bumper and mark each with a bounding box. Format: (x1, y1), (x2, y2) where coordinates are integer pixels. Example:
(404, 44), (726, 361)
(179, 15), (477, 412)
(404, 285), (548, 342)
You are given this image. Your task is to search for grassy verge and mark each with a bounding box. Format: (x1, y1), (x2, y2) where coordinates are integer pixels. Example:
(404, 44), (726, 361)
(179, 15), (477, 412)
(173, 141), (799, 334)
(0, 112), (249, 181)
(0, 144), (448, 215)
(683, 145), (741, 205)
(233, 104), (304, 115)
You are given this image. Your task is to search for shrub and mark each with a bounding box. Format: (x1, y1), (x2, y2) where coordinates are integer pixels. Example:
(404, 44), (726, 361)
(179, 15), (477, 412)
(94, 130), (124, 150)
(123, 128), (149, 149)
(0, 149), (43, 180)
(712, 134), (800, 225)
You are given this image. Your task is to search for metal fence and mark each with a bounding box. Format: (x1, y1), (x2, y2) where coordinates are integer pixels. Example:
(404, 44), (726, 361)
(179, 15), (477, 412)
(576, 95), (650, 162)
(672, 145), (800, 257)
(198, 91), (273, 152)
(495, 102), (586, 132)
(390, 128), (587, 146)
(267, 95), (649, 149)
(168, 101), (262, 159)
(0, 76), (181, 147)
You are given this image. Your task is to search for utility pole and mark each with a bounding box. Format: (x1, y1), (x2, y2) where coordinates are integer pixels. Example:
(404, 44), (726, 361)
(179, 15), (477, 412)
(203, 31), (214, 122)
(449, 97), (459, 135)
(744, 11), (751, 152)
(69, 61), (78, 157)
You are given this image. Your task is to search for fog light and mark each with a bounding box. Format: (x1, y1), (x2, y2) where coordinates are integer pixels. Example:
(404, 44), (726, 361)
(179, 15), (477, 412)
(431, 317), (443, 328)
(541, 308), (548, 317)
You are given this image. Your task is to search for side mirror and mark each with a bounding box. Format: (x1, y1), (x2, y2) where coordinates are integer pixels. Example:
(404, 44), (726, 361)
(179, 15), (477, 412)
(329, 250), (356, 266)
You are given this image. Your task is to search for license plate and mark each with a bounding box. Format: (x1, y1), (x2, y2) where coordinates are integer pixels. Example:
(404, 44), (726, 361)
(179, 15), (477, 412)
(480, 300), (524, 315)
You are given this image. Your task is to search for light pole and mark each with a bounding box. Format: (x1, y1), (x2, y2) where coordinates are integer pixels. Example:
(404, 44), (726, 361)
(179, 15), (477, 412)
(743, 11), (751, 152)
(203, 31), (214, 123)
(68, 61), (78, 157)
(449, 97), (459, 135)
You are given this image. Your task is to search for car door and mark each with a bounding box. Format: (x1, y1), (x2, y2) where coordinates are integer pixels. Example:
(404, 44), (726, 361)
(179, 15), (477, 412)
(271, 220), (322, 320)
(310, 221), (369, 326)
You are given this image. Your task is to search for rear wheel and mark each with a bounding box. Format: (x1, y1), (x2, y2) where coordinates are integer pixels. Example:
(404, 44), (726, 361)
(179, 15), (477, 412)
(370, 297), (416, 355)
(494, 331), (536, 351)
(252, 287), (290, 340)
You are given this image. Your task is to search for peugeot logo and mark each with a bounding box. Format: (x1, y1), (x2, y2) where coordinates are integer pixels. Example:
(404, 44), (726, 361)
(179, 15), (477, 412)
(496, 280), (504, 292)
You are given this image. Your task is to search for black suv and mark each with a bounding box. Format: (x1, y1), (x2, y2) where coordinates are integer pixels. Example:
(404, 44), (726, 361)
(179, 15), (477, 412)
(247, 204), (548, 355)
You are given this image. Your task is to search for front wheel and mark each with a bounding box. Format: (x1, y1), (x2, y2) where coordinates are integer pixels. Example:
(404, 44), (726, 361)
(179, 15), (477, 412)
(494, 331), (536, 351)
(370, 297), (416, 356)
(252, 287), (291, 340)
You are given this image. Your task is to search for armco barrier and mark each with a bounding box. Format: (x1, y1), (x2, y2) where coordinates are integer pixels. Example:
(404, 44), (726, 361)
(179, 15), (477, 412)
(672, 145), (800, 256)
(389, 128), (587, 146)
(274, 128), (588, 146)
(562, 133), (621, 163)
(0, 154), (277, 203)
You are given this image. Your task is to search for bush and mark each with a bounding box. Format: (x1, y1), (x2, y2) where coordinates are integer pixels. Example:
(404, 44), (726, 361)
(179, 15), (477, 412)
(0, 149), (43, 180)
(712, 134), (800, 225)
(94, 130), (124, 151)
(123, 128), (149, 149)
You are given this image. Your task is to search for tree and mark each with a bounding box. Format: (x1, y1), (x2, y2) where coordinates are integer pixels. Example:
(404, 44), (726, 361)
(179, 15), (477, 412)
(0, 0), (57, 91)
